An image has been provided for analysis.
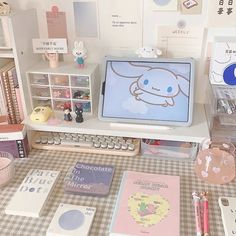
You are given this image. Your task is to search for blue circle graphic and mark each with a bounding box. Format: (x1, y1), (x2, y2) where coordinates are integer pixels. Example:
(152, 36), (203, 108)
(223, 64), (236, 85)
(58, 210), (84, 230)
(144, 79), (149, 85)
(153, 0), (171, 6)
(167, 86), (172, 93)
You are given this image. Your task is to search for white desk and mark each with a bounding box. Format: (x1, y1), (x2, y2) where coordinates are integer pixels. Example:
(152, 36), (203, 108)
(0, 149), (231, 236)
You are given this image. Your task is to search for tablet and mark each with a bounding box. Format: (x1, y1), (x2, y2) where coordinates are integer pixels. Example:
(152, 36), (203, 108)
(98, 56), (195, 127)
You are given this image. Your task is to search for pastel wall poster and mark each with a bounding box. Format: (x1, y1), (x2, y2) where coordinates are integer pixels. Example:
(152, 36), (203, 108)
(208, 0), (236, 27)
(46, 6), (68, 38)
(151, 0), (178, 11)
(73, 1), (99, 38)
(157, 24), (204, 58)
(180, 0), (202, 15)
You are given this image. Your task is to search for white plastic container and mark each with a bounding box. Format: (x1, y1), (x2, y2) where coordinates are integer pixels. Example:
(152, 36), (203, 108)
(141, 139), (198, 161)
(0, 151), (14, 187)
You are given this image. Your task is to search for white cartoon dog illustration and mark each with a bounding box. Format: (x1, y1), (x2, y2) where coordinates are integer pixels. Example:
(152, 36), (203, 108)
(111, 62), (189, 107)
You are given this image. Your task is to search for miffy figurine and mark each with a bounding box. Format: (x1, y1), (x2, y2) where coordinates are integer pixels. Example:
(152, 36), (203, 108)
(72, 41), (87, 68)
(75, 105), (84, 123)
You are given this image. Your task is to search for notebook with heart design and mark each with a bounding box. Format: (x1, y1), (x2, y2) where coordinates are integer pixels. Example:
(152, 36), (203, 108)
(109, 171), (180, 236)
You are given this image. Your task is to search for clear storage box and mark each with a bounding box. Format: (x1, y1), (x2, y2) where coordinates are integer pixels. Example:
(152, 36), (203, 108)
(141, 139), (198, 161)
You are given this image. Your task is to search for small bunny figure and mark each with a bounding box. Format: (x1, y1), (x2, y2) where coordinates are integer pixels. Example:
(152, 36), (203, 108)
(72, 41), (87, 68)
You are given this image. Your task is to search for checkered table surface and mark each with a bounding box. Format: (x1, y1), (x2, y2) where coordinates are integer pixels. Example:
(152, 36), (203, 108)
(0, 148), (234, 236)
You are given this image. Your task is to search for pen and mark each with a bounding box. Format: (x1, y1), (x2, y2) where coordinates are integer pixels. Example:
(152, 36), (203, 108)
(192, 192), (202, 236)
(201, 191), (209, 236)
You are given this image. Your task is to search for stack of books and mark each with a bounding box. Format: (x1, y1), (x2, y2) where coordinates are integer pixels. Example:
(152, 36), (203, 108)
(0, 124), (29, 158)
(0, 61), (24, 125)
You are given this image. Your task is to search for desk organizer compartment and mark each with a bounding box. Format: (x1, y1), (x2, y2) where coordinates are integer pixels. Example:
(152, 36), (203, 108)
(52, 87), (71, 99)
(31, 86), (50, 98)
(141, 139), (198, 161)
(32, 98), (52, 108)
(50, 75), (69, 86)
(53, 100), (71, 111)
(71, 75), (89, 87)
(73, 101), (91, 113)
(29, 73), (49, 85)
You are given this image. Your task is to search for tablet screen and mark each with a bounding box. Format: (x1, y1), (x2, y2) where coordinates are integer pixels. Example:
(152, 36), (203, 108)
(99, 57), (195, 126)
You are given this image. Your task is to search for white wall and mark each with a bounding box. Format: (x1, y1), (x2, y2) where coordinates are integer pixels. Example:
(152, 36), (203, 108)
(7, 0), (236, 103)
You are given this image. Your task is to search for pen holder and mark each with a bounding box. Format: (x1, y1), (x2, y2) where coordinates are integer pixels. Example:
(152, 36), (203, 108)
(0, 151), (14, 187)
(194, 141), (235, 184)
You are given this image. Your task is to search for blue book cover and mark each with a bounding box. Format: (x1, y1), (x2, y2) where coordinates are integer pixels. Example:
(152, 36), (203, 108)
(64, 162), (115, 196)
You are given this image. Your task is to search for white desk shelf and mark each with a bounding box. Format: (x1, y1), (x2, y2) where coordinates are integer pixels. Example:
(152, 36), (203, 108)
(24, 103), (210, 143)
(0, 49), (13, 58)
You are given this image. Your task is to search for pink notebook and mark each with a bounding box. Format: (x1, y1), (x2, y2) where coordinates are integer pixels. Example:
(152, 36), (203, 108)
(110, 171), (180, 236)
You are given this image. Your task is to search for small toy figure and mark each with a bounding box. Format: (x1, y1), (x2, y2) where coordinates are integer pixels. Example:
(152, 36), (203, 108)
(135, 46), (162, 58)
(44, 52), (59, 68)
(64, 108), (72, 121)
(75, 105), (84, 123)
(72, 41), (87, 68)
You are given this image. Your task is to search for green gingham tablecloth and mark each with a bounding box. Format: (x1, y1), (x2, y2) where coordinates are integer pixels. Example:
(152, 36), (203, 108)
(0, 149), (234, 236)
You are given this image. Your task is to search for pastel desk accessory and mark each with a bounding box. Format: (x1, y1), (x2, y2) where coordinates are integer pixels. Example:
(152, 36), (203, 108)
(46, 203), (96, 236)
(195, 141), (235, 184)
(0, 151), (14, 187)
(30, 106), (52, 123)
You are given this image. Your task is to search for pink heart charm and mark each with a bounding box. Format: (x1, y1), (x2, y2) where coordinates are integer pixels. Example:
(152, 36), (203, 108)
(201, 171), (208, 178)
(212, 167), (221, 174)
(197, 158), (202, 165)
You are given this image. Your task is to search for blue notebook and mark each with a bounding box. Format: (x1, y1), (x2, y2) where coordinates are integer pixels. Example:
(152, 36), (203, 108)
(64, 162), (115, 196)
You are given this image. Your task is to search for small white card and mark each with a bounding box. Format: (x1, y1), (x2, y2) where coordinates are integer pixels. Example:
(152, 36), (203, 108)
(157, 25), (204, 58)
(47, 203), (96, 236)
(32, 38), (68, 53)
